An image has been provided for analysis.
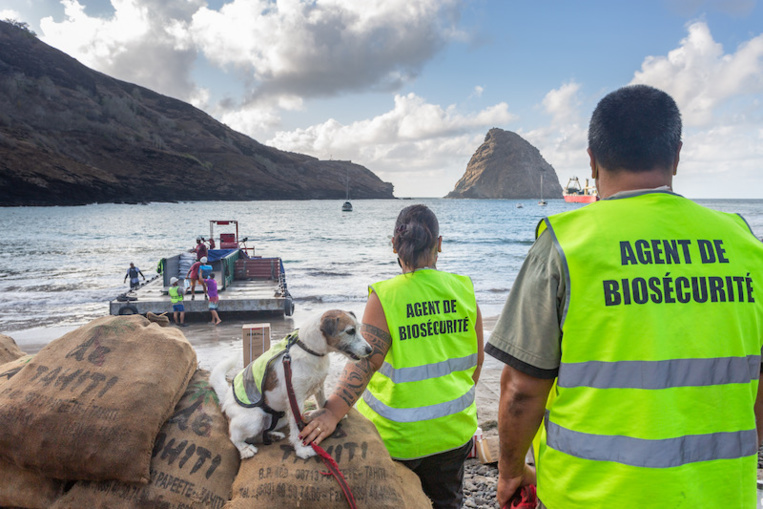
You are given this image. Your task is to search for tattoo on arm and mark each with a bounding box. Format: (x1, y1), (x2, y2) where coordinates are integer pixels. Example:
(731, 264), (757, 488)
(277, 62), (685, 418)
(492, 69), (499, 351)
(335, 323), (392, 408)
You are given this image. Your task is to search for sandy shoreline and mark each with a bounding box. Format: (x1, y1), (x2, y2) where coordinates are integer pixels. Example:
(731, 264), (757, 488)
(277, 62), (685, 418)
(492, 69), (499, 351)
(4, 312), (504, 431)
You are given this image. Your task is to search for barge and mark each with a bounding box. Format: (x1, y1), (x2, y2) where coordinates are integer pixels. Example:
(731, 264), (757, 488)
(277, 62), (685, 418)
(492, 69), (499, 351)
(110, 220), (295, 318)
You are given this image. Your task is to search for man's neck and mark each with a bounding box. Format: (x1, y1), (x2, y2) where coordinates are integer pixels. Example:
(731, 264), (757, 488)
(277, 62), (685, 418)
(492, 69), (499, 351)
(596, 168), (673, 199)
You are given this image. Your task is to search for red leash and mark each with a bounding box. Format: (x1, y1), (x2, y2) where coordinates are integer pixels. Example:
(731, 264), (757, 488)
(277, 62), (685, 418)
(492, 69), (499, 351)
(283, 353), (358, 509)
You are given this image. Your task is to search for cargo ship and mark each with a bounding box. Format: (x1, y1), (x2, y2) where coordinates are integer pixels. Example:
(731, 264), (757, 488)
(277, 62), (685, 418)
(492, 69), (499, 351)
(563, 177), (598, 203)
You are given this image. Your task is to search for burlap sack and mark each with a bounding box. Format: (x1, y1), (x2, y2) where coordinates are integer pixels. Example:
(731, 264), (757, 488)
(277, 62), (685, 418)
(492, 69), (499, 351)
(0, 315), (197, 483)
(0, 333), (26, 364)
(225, 409), (432, 509)
(51, 369), (240, 509)
(0, 354), (65, 509)
(147, 311), (171, 327)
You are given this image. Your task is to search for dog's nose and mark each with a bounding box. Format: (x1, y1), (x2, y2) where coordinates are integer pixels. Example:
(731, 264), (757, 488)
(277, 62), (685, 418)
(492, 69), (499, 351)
(364, 345), (372, 355)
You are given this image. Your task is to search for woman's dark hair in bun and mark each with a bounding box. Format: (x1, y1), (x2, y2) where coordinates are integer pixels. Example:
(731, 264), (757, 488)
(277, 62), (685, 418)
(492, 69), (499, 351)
(392, 205), (439, 270)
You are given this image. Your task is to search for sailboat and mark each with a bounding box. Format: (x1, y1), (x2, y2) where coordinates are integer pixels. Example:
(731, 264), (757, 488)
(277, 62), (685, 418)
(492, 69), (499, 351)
(538, 173), (547, 206)
(341, 172), (353, 212)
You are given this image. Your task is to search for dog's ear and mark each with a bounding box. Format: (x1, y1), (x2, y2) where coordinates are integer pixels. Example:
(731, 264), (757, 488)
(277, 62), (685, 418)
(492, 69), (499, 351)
(347, 310), (356, 319)
(320, 314), (339, 337)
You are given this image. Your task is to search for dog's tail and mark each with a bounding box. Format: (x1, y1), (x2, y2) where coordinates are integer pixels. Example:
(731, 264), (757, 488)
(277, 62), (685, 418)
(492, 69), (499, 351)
(209, 355), (238, 404)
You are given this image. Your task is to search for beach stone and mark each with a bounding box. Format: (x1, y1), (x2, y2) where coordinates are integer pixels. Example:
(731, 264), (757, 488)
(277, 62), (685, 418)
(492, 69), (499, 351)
(463, 458), (500, 509)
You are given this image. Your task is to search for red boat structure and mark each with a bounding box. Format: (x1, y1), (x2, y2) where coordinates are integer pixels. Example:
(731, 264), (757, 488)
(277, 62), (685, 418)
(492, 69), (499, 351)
(563, 177), (598, 203)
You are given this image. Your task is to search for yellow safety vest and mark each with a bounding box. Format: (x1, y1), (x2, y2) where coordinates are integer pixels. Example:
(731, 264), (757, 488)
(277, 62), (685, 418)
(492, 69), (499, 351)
(536, 191), (763, 508)
(233, 339), (289, 406)
(357, 269), (479, 460)
(168, 285), (183, 304)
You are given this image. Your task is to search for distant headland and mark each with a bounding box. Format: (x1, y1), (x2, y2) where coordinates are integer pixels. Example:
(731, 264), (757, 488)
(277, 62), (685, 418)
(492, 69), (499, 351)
(0, 20), (395, 206)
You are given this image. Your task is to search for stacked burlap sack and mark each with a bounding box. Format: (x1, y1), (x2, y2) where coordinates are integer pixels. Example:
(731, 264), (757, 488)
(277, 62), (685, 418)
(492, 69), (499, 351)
(0, 315), (238, 509)
(0, 317), (432, 509)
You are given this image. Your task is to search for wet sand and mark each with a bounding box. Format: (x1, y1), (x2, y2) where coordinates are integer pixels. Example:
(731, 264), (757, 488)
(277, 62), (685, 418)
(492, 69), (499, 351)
(7, 312), (503, 431)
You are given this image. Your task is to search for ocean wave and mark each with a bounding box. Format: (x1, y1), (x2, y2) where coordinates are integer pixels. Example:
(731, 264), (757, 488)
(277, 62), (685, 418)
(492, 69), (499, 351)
(304, 270), (354, 278)
(296, 294), (367, 304)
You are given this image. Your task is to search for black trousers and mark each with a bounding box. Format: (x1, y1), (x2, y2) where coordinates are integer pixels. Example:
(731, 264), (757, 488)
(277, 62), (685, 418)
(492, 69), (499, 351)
(397, 438), (473, 509)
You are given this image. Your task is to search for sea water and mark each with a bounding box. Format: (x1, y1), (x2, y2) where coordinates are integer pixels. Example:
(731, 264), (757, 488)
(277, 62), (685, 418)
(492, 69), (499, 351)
(0, 198), (761, 335)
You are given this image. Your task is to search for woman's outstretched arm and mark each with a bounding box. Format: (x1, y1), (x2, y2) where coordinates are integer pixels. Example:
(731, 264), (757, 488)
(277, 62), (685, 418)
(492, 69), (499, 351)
(301, 291), (391, 445)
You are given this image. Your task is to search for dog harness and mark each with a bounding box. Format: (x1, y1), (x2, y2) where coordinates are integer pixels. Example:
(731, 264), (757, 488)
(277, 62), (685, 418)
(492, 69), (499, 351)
(232, 330), (325, 444)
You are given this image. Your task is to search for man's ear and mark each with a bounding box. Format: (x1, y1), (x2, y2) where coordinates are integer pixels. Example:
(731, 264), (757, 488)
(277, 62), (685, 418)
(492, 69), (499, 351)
(672, 142), (682, 176)
(588, 148), (597, 179)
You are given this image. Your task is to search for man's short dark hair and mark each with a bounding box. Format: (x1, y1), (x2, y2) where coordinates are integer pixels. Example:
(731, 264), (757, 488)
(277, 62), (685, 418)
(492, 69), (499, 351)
(588, 84), (682, 172)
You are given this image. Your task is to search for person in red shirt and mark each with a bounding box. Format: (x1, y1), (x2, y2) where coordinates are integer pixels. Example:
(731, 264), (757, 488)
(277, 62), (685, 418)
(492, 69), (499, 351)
(185, 256), (208, 300)
(191, 237), (208, 261)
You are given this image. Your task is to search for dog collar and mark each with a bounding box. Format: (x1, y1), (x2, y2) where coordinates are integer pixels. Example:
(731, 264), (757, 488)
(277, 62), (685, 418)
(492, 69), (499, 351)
(285, 330), (325, 357)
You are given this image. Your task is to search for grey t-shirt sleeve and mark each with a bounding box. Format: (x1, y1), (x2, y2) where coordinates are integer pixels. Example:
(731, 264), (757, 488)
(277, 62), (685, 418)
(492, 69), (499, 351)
(486, 230), (565, 379)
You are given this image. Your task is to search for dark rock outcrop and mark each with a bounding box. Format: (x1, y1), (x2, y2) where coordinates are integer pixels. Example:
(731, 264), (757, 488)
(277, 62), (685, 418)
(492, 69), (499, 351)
(0, 21), (394, 206)
(446, 128), (563, 199)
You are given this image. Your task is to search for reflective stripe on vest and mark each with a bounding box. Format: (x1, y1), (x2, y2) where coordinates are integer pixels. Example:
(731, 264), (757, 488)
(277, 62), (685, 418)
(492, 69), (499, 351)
(357, 269), (478, 460)
(558, 355), (760, 389)
(535, 192), (763, 509)
(377, 353), (479, 383)
(545, 412), (758, 468)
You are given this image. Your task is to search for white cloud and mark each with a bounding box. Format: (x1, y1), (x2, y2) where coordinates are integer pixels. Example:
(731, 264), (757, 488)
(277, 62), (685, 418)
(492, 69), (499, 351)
(631, 21), (763, 126)
(0, 9), (22, 21)
(39, 0), (203, 100)
(522, 81), (589, 186)
(265, 93), (515, 196)
(186, 0), (463, 103)
(519, 25), (763, 198)
(541, 81), (582, 125)
(625, 21), (763, 197)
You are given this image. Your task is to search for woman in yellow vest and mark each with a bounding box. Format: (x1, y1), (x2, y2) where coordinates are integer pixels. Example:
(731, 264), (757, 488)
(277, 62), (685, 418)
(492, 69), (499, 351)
(301, 204), (484, 509)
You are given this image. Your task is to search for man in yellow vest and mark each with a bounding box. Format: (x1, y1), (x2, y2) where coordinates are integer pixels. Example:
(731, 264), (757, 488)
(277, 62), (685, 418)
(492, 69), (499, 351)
(487, 85), (763, 508)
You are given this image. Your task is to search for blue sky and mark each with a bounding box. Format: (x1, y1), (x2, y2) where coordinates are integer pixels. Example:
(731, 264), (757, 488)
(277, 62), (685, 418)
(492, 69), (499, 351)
(3, 0), (762, 198)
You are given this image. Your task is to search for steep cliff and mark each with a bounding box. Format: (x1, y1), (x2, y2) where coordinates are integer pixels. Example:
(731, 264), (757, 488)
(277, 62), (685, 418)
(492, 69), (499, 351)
(0, 21), (394, 206)
(446, 128), (563, 199)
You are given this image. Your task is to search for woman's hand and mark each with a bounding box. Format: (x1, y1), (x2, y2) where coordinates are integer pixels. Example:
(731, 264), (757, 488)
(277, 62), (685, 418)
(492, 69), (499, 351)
(300, 408), (341, 446)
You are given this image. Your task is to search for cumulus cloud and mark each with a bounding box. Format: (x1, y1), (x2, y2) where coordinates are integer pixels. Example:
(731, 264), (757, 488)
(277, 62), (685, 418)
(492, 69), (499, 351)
(624, 21), (763, 197)
(39, 0), (203, 100)
(631, 21), (763, 126)
(265, 93), (515, 196)
(186, 0), (463, 104)
(36, 0), (466, 128)
(1, 9), (22, 21)
(521, 81), (589, 184)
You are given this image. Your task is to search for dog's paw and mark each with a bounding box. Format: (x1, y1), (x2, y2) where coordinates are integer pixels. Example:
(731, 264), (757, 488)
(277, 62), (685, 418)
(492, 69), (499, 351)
(238, 443), (258, 459)
(294, 443), (316, 459)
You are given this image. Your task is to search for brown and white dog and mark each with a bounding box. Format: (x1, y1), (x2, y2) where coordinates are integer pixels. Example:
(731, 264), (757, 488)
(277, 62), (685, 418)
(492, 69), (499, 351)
(210, 310), (372, 459)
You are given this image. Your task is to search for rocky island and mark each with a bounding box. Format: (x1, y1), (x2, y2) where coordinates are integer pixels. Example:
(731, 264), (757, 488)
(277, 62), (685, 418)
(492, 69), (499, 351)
(447, 128), (563, 200)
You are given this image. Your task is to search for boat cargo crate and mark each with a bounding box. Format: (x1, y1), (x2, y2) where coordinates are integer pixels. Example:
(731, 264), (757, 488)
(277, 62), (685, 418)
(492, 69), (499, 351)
(243, 323), (271, 366)
(234, 258), (281, 280)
